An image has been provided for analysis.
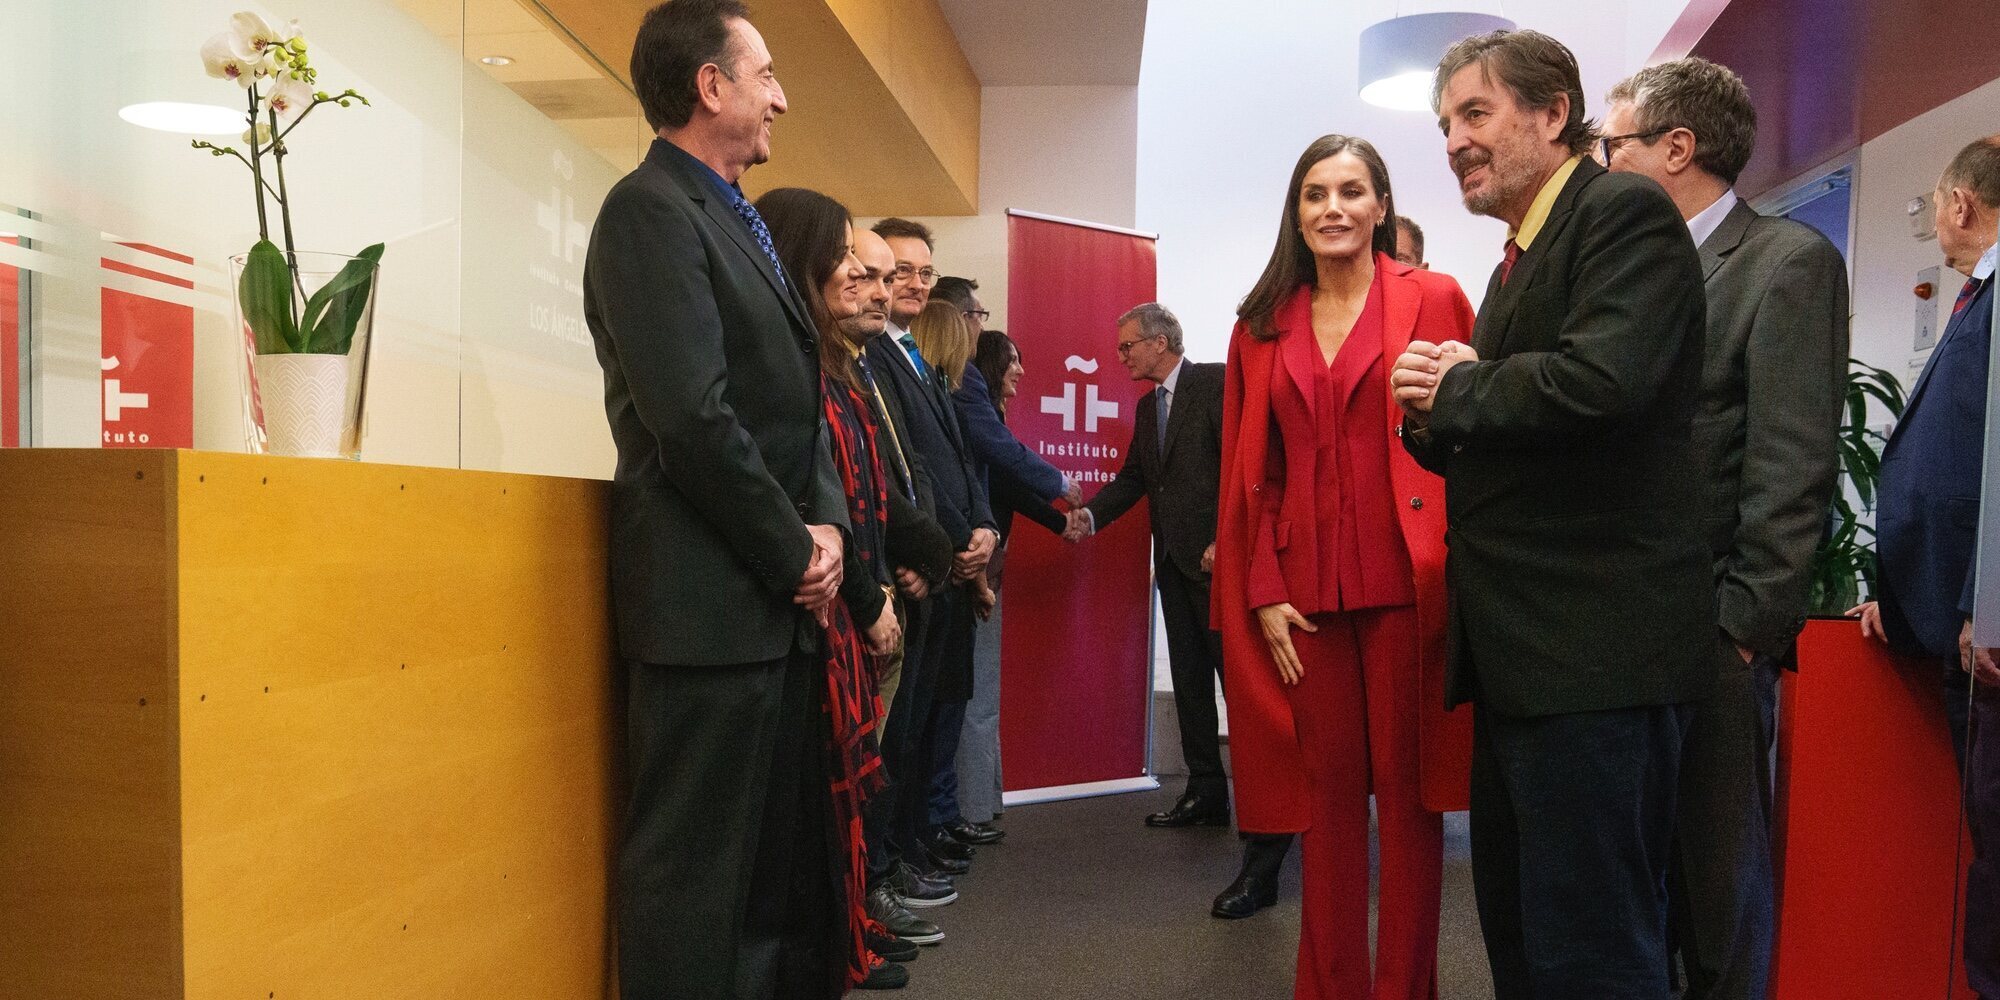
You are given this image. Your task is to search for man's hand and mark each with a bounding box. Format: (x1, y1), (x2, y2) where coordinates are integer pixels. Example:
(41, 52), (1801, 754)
(796, 524), (845, 625)
(1062, 475), (1085, 508)
(971, 577), (998, 621)
(865, 600), (901, 656)
(1200, 542), (1216, 575)
(1960, 618), (2000, 687)
(1064, 508), (1095, 543)
(953, 527), (999, 580)
(1848, 601), (1887, 644)
(1390, 340), (1478, 416)
(895, 566), (930, 601)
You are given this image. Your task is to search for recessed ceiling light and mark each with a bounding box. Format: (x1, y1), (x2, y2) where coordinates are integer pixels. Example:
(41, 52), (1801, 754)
(118, 101), (244, 135)
(480, 55), (514, 66)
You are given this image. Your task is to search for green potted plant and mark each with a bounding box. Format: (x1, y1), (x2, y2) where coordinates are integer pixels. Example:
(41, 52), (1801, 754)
(194, 11), (382, 458)
(1810, 359), (1907, 613)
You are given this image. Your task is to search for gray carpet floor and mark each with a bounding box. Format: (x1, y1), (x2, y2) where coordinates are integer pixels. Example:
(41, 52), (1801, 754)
(890, 692), (1496, 999)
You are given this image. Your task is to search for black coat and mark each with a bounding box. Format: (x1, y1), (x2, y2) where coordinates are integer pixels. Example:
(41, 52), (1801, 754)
(1086, 361), (1225, 580)
(863, 334), (995, 549)
(583, 138), (845, 667)
(1404, 158), (1716, 716)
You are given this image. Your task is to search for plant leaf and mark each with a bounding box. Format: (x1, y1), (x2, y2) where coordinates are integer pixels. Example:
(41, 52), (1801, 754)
(301, 243), (384, 354)
(239, 240), (300, 354)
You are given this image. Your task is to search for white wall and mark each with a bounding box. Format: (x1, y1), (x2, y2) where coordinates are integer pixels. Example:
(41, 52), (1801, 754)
(1136, 1), (1671, 365)
(1848, 75), (2000, 405)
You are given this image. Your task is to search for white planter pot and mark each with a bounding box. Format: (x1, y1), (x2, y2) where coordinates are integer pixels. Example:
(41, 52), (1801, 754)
(254, 353), (350, 458)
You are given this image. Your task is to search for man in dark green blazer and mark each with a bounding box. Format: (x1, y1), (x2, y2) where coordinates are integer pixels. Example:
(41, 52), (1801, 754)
(582, 2), (849, 997)
(1394, 30), (1713, 998)
(1603, 58), (1848, 1000)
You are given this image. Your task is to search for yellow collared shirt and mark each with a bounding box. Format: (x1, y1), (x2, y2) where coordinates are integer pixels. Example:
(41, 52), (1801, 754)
(1509, 155), (1583, 250)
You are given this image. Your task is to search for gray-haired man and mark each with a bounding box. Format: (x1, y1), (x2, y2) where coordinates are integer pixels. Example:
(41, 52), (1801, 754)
(1602, 56), (1848, 1000)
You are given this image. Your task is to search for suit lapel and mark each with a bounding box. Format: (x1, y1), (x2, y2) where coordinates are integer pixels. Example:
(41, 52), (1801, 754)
(649, 142), (817, 342)
(1275, 286), (1321, 420)
(1160, 364), (1200, 464)
(1898, 276), (1992, 437)
(1699, 201), (1757, 282)
(1478, 159), (1599, 358)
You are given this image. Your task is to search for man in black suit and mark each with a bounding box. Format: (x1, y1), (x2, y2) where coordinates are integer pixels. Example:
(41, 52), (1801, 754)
(1391, 30), (1713, 998)
(1602, 58), (1848, 1000)
(581, 3), (848, 997)
(1069, 302), (1295, 918)
(864, 217), (996, 900)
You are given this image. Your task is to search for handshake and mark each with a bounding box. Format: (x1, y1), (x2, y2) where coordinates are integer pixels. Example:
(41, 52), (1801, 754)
(1389, 339), (1479, 416)
(1062, 507), (1094, 543)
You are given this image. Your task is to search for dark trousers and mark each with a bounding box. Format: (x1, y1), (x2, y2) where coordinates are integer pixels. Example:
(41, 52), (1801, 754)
(881, 587), (960, 866)
(1156, 558), (1227, 798)
(1470, 700), (1692, 1000)
(1945, 667), (2000, 998)
(617, 651), (840, 1000)
(925, 587), (978, 829)
(1669, 649), (1779, 1000)
(865, 597), (932, 884)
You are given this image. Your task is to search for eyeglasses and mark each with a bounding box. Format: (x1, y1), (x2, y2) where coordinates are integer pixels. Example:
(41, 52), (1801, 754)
(891, 263), (939, 286)
(964, 309), (991, 322)
(1115, 335), (1160, 356)
(1594, 127), (1672, 165)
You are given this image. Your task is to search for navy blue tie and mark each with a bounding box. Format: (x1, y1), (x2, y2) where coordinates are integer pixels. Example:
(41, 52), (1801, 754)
(731, 195), (788, 288)
(1155, 385), (1170, 452)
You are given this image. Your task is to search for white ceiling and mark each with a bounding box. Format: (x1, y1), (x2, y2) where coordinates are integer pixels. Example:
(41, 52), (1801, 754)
(936, 0), (1149, 86)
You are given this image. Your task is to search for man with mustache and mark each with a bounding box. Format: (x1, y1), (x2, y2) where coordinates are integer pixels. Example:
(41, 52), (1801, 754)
(1390, 29), (1712, 998)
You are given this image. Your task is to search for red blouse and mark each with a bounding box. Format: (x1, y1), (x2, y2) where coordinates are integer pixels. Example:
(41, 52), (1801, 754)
(1247, 274), (1416, 614)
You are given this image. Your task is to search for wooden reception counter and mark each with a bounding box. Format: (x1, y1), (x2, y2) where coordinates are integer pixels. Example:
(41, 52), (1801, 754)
(0, 449), (616, 1000)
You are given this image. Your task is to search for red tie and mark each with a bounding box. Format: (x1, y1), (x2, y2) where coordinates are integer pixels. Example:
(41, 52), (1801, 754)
(1953, 277), (1984, 316)
(1500, 239), (1523, 286)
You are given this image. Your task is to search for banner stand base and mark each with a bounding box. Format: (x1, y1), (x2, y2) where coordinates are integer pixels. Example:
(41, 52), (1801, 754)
(1002, 775), (1161, 808)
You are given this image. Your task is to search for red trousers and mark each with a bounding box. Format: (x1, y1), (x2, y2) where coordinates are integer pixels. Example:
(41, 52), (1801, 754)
(1284, 605), (1441, 1000)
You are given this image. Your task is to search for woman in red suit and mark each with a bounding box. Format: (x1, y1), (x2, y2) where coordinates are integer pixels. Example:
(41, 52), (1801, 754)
(1212, 134), (1474, 1000)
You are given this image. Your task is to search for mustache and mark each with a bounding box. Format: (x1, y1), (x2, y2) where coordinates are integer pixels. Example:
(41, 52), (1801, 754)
(1451, 149), (1491, 179)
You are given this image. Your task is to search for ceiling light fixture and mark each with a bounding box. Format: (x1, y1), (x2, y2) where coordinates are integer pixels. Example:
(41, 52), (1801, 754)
(118, 101), (246, 135)
(480, 55), (514, 66)
(1359, 11), (1516, 112)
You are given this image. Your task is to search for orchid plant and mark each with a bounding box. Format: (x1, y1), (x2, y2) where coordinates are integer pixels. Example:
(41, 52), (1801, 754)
(194, 12), (383, 357)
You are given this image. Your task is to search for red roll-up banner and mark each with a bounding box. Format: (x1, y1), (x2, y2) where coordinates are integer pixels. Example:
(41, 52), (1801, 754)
(1001, 210), (1159, 799)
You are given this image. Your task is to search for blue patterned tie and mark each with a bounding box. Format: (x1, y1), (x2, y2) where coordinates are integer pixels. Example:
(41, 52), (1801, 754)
(899, 333), (931, 379)
(731, 194), (788, 288)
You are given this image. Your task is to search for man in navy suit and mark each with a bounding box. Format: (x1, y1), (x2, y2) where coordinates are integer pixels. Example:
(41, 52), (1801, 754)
(1855, 133), (2000, 998)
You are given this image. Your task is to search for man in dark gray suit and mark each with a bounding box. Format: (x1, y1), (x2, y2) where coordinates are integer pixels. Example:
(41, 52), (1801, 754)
(582, 2), (848, 997)
(1393, 30), (1713, 997)
(1602, 57), (1848, 1000)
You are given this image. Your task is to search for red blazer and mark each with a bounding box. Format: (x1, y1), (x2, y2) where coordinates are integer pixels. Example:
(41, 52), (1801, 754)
(1213, 255), (1476, 832)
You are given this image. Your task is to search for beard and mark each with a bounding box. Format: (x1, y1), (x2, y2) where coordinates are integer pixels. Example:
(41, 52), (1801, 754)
(1454, 125), (1547, 220)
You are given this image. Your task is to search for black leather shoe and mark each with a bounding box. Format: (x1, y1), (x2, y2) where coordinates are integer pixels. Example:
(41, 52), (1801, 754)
(1145, 791), (1230, 828)
(866, 928), (919, 963)
(1211, 835), (1288, 918)
(927, 828), (975, 861)
(890, 862), (958, 908)
(1210, 869), (1279, 918)
(857, 957), (908, 990)
(944, 819), (1005, 845)
(866, 883), (944, 944)
(915, 844), (971, 877)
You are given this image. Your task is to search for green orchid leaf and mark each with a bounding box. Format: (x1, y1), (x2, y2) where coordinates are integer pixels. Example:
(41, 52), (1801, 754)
(239, 240), (301, 354)
(302, 243), (385, 355)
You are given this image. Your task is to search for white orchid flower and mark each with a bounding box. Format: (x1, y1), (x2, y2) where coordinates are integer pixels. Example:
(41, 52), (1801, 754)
(201, 31), (265, 86)
(231, 11), (285, 55)
(263, 76), (312, 118)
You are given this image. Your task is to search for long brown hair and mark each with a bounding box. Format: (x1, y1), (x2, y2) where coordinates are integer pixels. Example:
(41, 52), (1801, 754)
(973, 329), (1018, 417)
(753, 186), (860, 387)
(1236, 134), (1398, 340)
(911, 300), (973, 390)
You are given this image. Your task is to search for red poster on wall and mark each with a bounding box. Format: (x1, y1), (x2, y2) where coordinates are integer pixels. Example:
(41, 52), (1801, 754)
(1002, 210), (1159, 798)
(99, 244), (194, 449)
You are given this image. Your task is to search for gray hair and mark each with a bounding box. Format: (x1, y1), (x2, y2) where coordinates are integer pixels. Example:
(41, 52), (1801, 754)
(1607, 57), (1757, 185)
(1117, 302), (1183, 354)
(1943, 134), (2000, 210)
